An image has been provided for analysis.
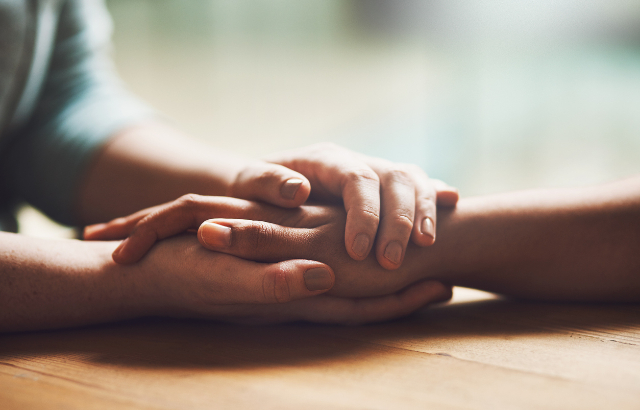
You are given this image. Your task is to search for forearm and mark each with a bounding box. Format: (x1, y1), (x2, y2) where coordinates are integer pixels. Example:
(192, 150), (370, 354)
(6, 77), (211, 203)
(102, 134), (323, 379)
(0, 233), (152, 332)
(77, 121), (249, 224)
(420, 176), (640, 301)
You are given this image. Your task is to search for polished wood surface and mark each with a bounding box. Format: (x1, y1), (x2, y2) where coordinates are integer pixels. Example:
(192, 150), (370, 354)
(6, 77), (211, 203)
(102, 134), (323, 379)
(1, 288), (639, 409)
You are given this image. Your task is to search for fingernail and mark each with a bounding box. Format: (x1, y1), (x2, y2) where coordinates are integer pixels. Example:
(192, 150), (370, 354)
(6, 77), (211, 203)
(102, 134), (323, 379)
(304, 267), (333, 291)
(351, 233), (370, 258)
(199, 222), (232, 248)
(383, 241), (403, 265)
(113, 237), (128, 258)
(421, 217), (435, 239)
(280, 178), (303, 200)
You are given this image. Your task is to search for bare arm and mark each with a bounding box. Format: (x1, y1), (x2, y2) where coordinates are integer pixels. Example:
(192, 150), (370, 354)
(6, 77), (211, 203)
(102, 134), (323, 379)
(0, 232), (335, 332)
(424, 175), (640, 301)
(76, 121), (247, 224)
(0, 233), (148, 332)
(0, 231), (454, 333)
(77, 121), (458, 268)
(141, 176), (640, 302)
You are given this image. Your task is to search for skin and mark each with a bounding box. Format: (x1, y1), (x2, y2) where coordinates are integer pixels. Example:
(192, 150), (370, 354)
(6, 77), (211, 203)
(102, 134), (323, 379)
(0, 121), (456, 332)
(0, 231), (451, 333)
(6, 173), (639, 333)
(79, 121), (458, 269)
(92, 176), (640, 302)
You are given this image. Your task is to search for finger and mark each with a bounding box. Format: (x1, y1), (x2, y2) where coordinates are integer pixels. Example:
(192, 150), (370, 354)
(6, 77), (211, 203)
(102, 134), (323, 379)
(229, 162), (311, 208)
(364, 161), (437, 248)
(374, 166), (416, 270)
(227, 280), (452, 325)
(335, 280), (452, 325)
(267, 144), (381, 261)
(112, 196), (295, 264)
(197, 218), (315, 262)
(412, 177), (460, 247)
(411, 173), (438, 247)
(208, 256), (335, 304)
(432, 179), (460, 207)
(306, 280), (452, 325)
(340, 167), (382, 262)
(83, 204), (165, 241)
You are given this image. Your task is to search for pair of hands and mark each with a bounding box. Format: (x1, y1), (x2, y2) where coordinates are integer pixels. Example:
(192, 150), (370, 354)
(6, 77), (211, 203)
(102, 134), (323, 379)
(85, 143), (457, 324)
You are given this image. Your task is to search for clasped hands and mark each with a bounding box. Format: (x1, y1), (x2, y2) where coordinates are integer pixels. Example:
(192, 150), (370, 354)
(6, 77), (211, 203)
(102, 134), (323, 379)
(85, 143), (458, 324)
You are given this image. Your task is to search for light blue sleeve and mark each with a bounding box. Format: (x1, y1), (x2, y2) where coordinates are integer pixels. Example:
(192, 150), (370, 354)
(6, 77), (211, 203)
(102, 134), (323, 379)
(2, 0), (154, 225)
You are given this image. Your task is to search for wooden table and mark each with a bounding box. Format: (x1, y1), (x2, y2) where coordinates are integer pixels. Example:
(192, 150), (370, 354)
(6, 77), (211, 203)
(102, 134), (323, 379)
(1, 288), (639, 409)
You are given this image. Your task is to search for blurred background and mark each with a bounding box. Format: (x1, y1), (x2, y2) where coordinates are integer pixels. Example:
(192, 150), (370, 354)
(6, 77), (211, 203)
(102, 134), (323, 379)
(19, 0), (640, 236)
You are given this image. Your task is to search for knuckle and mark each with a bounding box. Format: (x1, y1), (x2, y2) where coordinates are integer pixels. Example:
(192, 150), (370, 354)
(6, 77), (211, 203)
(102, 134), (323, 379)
(417, 190), (437, 205)
(253, 167), (283, 185)
(361, 207), (381, 223)
(245, 222), (276, 250)
(228, 167), (251, 195)
(231, 164), (285, 196)
(262, 267), (291, 303)
(344, 168), (380, 187)
(419, 189), (437, 200)
(135, 210), (163, 231)
(129, 220), (149, 237)
(390, 213), (414, 231)
(379, 210), (413, 238)
(129, 220), (157, 241)
(352, 206), (380, 230)
(381, 167), (414, 187)
(219, 196), (248, 211)
(177, 193), (202, 210)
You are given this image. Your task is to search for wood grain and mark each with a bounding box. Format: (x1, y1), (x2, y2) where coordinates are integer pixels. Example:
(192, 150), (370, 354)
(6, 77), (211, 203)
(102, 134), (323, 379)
(1, 288), (639, 409)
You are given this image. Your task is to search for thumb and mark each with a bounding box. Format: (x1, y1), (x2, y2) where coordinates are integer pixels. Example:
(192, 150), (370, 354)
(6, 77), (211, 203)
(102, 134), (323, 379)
(229, 162), (311, 207)
(249, 259), (336, 303)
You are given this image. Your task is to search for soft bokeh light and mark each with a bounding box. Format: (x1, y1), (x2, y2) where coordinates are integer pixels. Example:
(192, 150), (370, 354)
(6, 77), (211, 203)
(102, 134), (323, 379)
(106, 0), (640, 196)
(19, 0), (640, 235)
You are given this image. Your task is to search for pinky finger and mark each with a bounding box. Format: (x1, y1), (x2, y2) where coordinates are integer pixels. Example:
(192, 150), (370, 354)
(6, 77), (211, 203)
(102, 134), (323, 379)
(297, 280), (452, 325)
(412, 180), (438, 247)
(432, 179), (459, 207)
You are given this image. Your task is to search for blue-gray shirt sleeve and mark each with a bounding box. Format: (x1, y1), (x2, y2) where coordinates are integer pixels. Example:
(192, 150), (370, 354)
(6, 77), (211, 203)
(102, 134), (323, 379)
(3, 0), (154, 225)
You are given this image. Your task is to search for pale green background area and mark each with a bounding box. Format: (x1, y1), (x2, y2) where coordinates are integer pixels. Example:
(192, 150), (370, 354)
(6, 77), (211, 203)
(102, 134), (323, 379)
(19, 0), (640, 236)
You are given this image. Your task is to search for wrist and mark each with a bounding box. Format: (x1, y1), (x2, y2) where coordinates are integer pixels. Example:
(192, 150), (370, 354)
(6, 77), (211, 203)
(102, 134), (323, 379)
(90, 241), (161, 318)
(0, 234), (161, 332)
(409, 200), (489, 285)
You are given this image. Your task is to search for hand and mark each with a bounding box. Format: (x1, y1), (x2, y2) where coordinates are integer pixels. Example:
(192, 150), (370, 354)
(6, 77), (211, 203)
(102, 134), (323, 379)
(134, 232), (336, 305)
(134, 234), (452, 325)
(86, 145), (458, 269)
(87, 197), (444, 298)
(263, 143), (459, 269)
(224, 144), (459, 268)
(84, 195), (311, 264)
(194, 204), (440, 298)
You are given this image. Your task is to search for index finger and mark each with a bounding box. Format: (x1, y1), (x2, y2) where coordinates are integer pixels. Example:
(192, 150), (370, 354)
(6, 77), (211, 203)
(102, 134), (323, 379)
(266, 144), (383, 261)
(108, 195), (298, 264)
